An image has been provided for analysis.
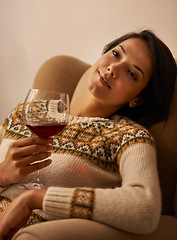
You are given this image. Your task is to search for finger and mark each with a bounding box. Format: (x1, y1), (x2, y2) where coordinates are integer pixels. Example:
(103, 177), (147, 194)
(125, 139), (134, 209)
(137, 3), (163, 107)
(24, 159), (52, 174)
(13, 143), (53, 159)
(16, 151), (52, 167)
(12, 137), (53, 148)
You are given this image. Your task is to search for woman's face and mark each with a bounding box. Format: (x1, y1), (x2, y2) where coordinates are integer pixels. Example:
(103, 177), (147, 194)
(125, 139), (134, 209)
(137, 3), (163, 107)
(87, 38), (153, 109)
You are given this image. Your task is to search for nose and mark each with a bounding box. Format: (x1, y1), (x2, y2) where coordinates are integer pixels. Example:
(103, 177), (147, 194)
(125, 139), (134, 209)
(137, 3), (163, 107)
(107, 64), (119, 78)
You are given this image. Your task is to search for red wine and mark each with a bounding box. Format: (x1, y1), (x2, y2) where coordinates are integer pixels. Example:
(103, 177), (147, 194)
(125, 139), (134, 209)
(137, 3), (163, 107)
(26, 122), (66, 138)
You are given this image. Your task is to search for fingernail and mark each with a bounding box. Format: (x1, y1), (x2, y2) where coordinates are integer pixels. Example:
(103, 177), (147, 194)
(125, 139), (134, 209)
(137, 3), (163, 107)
(47, 138), (53, 143)
(48, 145), (53, 150)
(47, 152), (52, 156)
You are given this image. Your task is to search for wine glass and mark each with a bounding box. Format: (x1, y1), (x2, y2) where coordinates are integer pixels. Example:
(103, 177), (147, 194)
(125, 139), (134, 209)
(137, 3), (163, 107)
(20, 89), (70, 189)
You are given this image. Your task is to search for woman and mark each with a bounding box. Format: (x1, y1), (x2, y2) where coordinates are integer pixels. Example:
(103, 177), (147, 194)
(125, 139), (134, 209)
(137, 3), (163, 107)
(0, 30), (176, 239)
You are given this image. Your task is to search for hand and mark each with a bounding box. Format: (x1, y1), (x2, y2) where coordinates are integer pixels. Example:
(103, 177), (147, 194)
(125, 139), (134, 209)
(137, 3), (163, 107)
(0, 137), (53, 187)
(0, 189), (46, 240)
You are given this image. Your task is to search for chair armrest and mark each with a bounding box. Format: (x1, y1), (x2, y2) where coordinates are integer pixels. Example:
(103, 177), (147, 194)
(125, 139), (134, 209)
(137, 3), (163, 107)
(13, 216), (177, 240)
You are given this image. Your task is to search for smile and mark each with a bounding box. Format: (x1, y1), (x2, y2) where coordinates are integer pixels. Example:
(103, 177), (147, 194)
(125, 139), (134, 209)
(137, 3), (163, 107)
(98, 71), (111, 89)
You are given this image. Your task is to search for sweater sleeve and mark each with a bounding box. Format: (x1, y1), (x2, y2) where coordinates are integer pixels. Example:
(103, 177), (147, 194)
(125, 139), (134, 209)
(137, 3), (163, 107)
(0, 126), (7, 193)
(0, 126), (5, 145)
(43, 143), (161, 234)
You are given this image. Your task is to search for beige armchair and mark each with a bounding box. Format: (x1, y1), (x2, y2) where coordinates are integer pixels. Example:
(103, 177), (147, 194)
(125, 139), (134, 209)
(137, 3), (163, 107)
(13, 56), (177, 240)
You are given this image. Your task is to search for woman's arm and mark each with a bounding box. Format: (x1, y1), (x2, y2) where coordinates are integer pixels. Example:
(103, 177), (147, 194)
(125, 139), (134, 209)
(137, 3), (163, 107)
(0, 143), (161, 237)
(0, 137), (53, 187)
(42, 143), (161, 234)
(0, 189), (46, 240)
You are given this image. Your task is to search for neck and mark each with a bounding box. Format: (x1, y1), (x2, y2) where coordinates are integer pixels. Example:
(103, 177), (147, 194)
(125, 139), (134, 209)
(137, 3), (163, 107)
(70, 90), (119, 119)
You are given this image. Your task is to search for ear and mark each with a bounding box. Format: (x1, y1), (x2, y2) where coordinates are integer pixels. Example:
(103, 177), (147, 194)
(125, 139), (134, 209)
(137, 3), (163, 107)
(129, 95), (144, 108)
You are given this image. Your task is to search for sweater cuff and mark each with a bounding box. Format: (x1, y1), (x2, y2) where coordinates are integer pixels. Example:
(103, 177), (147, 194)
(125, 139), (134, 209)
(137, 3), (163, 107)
(43, 187), (95, 220)
(43, 187), (74, 218)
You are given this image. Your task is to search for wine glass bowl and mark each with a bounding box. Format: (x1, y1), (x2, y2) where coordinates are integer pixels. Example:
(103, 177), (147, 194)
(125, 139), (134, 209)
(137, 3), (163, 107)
(23, 89), (70, 138)
(21, 89), (70, 189)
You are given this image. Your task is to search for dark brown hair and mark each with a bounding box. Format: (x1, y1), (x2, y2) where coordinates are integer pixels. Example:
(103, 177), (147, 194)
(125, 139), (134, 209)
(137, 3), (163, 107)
(103, 30), (177, 128)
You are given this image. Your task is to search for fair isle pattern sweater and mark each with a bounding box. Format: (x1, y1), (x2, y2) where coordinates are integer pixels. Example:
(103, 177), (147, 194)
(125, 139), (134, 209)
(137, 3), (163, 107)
(0, 103), (161, 234)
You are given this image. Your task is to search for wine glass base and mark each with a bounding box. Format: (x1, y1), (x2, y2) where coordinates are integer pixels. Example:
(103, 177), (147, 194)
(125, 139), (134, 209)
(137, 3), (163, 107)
(18, 182), (47, 190)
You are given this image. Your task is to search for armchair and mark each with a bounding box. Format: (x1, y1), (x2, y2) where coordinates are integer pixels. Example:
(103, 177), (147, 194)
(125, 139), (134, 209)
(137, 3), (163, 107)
(13, 56), (177, 240)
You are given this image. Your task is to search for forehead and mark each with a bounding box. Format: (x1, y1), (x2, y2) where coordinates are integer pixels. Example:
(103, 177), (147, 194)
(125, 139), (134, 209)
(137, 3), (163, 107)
(119, 38), (151, 58)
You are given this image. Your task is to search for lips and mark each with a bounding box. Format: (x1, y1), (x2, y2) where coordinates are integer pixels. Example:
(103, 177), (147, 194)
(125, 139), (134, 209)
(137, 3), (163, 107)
(98, 71), (111, 89)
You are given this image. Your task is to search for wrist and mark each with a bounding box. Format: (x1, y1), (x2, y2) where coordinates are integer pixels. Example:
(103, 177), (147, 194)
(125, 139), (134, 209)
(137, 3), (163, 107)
(26, 189), (47, 210)
(0, 162), (12, 187)
(0, 163), (8, 187)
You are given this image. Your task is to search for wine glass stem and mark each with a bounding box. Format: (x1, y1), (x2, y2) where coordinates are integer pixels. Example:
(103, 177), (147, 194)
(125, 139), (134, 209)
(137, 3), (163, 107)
(36, 170), (40, 182)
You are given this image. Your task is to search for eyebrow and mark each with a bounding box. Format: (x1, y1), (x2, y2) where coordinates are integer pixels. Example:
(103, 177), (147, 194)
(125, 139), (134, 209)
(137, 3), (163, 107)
(119, 44), (144, 76)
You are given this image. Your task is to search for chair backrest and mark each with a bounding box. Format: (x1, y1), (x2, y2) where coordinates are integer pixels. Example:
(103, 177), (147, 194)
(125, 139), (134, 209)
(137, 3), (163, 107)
(33, 55), (91, 98)
(33, 55), (177, 217)
(149, 75), (177, 216)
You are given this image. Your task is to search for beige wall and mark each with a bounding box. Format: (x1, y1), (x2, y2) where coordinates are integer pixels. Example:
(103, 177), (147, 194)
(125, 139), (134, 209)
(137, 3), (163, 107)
(0, 0), (177, 124)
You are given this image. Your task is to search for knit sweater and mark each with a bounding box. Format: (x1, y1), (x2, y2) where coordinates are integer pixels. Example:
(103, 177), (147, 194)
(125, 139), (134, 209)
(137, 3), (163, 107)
(0, 103), (161, 234)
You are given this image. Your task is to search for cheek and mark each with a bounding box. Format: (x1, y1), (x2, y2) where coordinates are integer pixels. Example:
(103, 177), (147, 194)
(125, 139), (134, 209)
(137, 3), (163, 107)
(87, 68), (98, 90)
(113, 79), (131, 96)
(111, 82), (137, 104)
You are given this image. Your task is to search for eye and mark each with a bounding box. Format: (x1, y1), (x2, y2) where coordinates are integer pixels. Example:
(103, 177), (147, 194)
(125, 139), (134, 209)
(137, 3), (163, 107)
(128, 70), (137, 80)
(112, 50), (120, 59)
